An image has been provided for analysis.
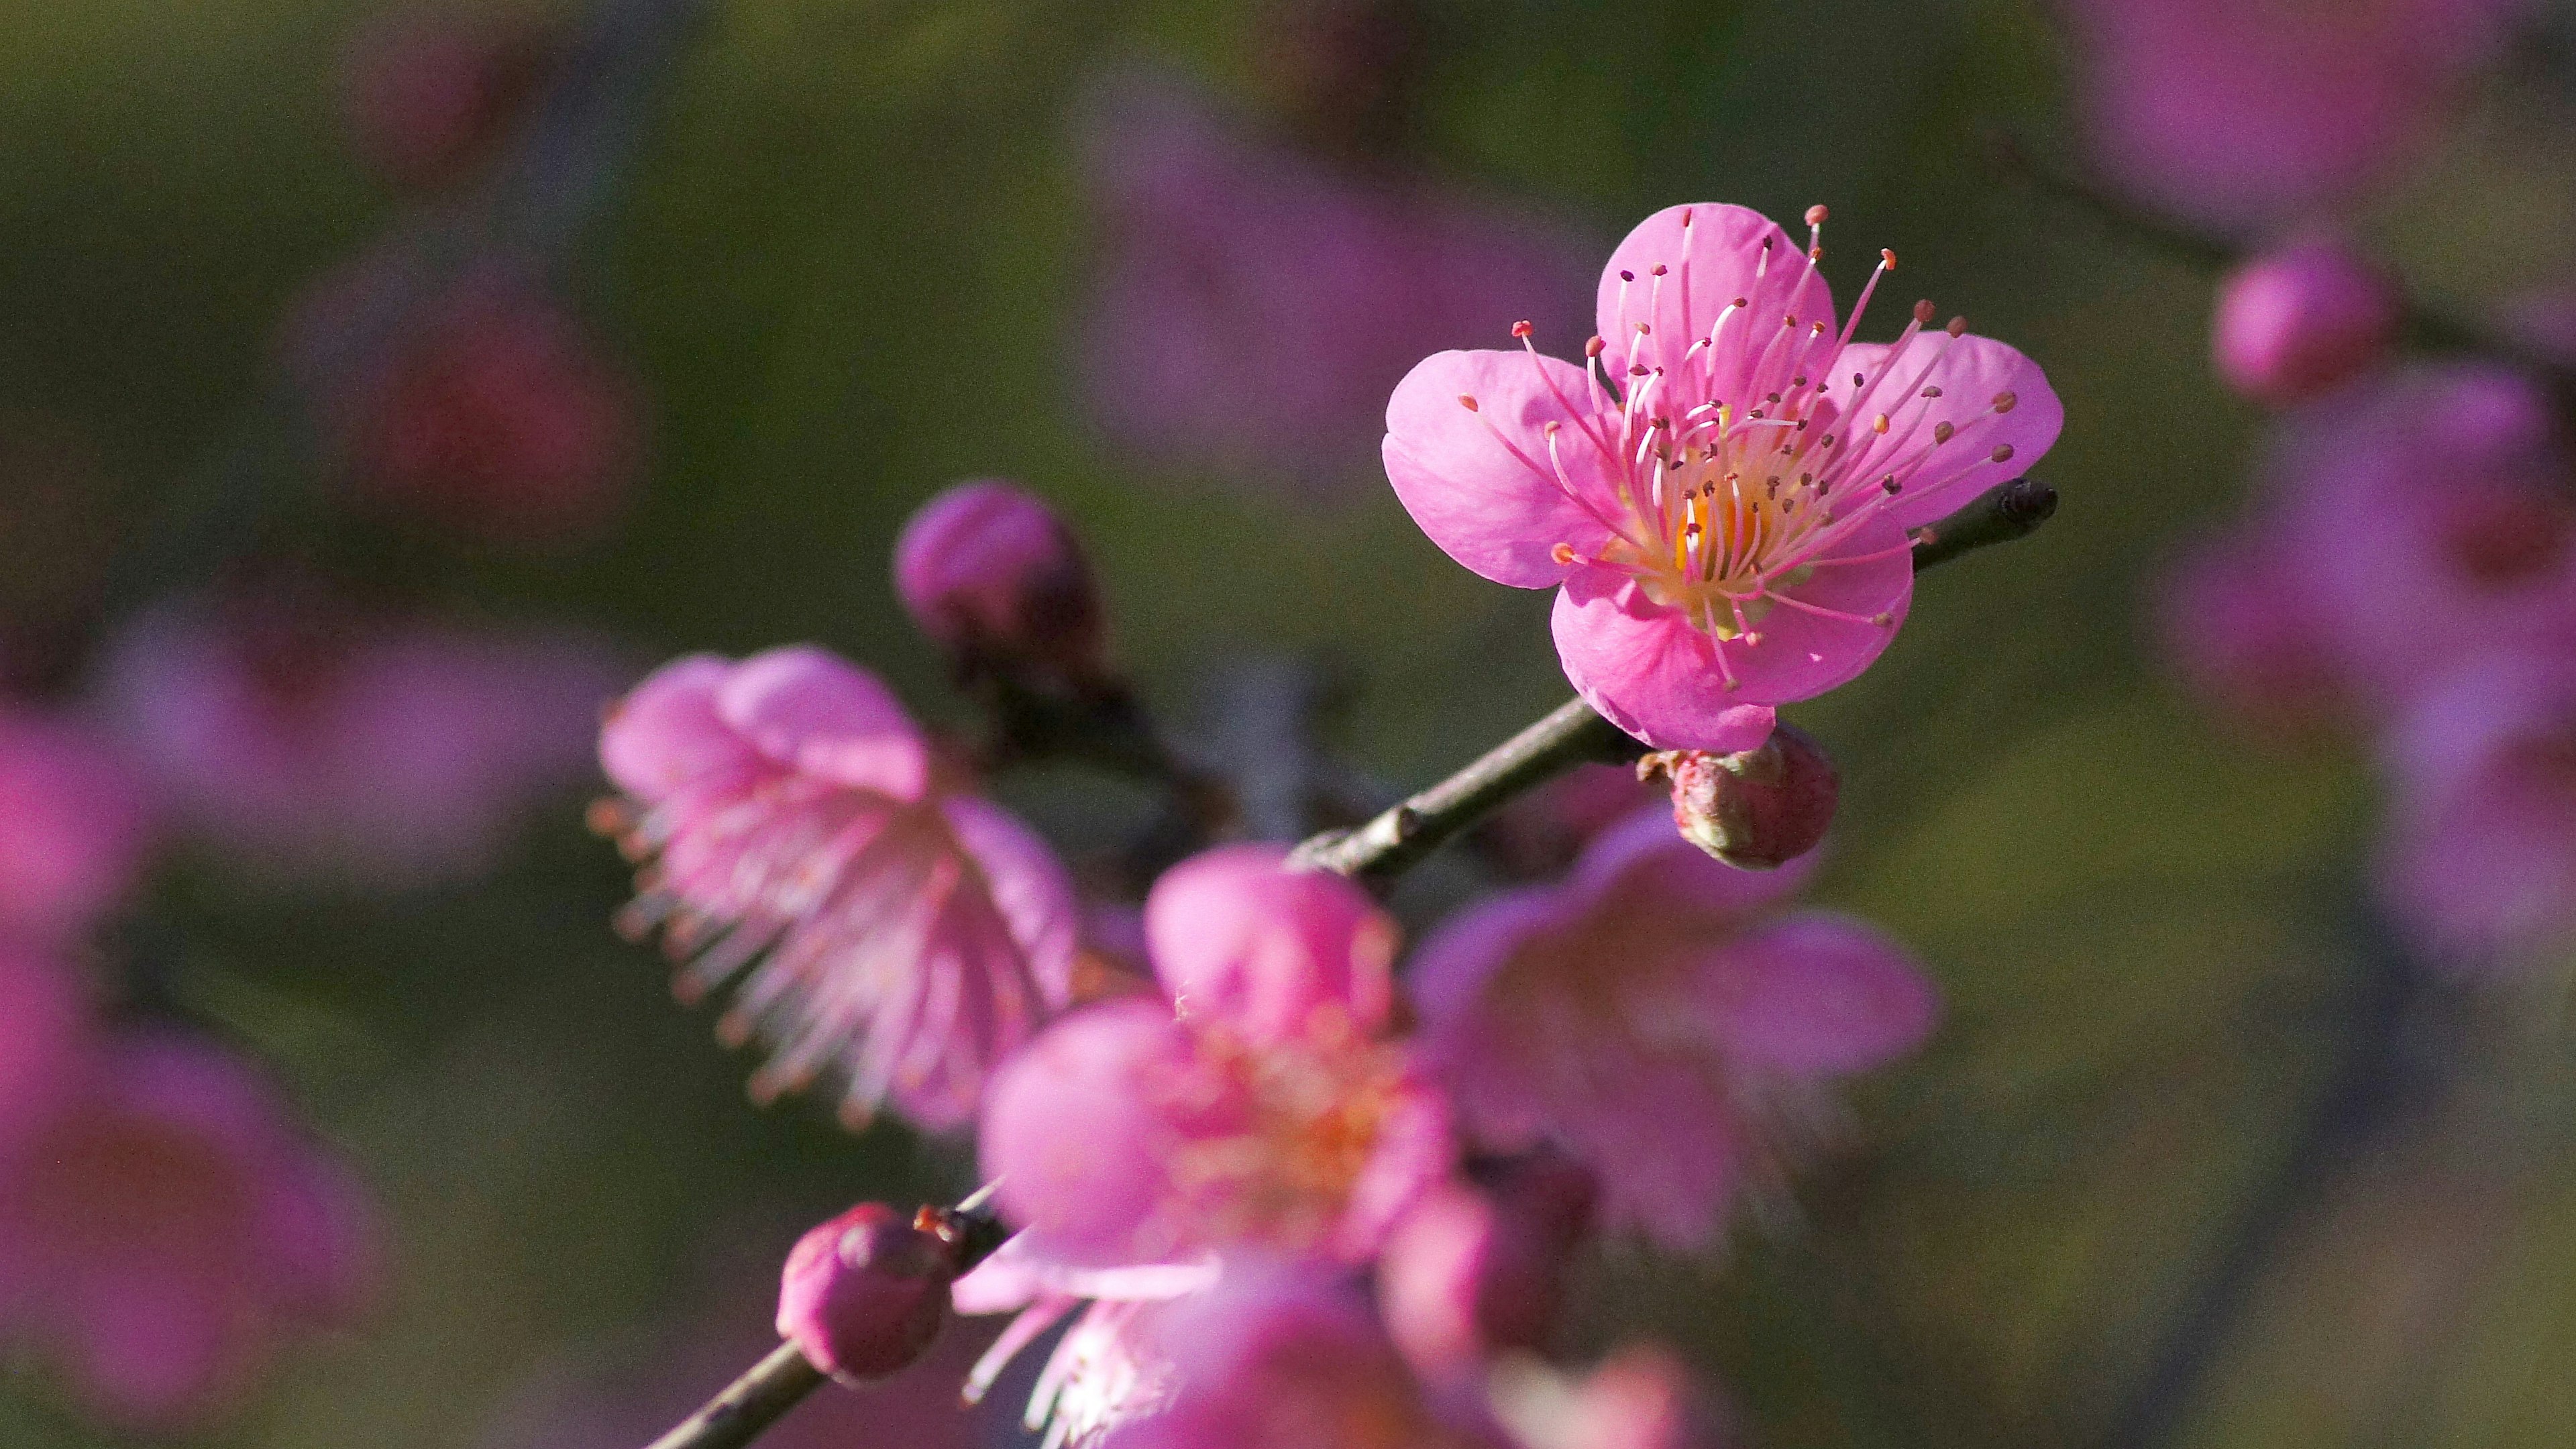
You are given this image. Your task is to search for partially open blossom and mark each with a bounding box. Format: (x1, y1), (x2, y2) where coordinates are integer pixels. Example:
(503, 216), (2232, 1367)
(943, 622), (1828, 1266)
(1640, 722), (1837, 870)
(1377, 1152), (1597, 1377)
(1106, 1262), (1496, 1449)
(1385, 204), (2060, 749)
(776, 1203), (957, 1383)
(340, 274), (640, 542)
(2375, 649), (2576, 965)
(597, 645), (1078, 1130)
(894, 481), (1108, 690)
(0, 1032), (374, 1432)
(2212, 239), (2401, 407)
(0, 705), (151, 943)
(339, 9), (555, 191)
(99, 599), (619, 887)
(1079, 74), (1596, 500)
(1413, 808), (1935, 1248)
(1491, 1344), (1732, 1449)
(0, 947), (84, 1159)
(2059, 0), (2520, 231)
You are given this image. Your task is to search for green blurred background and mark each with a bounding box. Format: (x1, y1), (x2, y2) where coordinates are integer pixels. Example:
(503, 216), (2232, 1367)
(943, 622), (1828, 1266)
(6, 0), (2576, 1444)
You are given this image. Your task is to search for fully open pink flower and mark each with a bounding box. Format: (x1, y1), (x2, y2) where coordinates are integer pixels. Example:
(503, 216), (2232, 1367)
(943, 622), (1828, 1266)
(2059, 0), (2520, 232)
(99, 599), (619, 886)
(1385, 204), (2059, 749)
(0, 1032), (374, 1432)
(0, 705), (151, 943)
(2375, 649), (2576, 965)
(1412, 808), (1935, 1249)
(598, 645), (1077, 1130)
(1079, 73), (1597, 500)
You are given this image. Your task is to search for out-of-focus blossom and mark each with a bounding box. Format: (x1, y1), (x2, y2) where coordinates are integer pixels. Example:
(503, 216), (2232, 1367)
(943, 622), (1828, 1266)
(1377, 1152), (1597, 1377)
(2375, 649), (2576, 963)
(1106, 1262), (1497, 1449)
(1640, 722), (1838, 870)
(0, 947), (85, 1159)
(0, 704), (151, 943)
(0, 1032), (374, 1432)
(894, 480), (1110, 692)
(99, 598), (620, 888)
(2156, 531), (2352, 735)
(2059, 0), (2521, 232)
(339, 8), (555, 192)
(2212, 239), (2401, 407)
(775, 1202), (959, 1383)
(339, 274), (641, 543)
(2263, 364), (2576, 704)
(1078, 74), (1596, 500)
(975, 845), (1443, 1269)
(1490, 1344), (1732, 1449)
(1384, 204), (2060, 749)
(1482, 761), (1660, 879)
(597, 645), (1078, 1130)
(1412, 809), (1935, 1249)
(957, 1265), (1191, 1449)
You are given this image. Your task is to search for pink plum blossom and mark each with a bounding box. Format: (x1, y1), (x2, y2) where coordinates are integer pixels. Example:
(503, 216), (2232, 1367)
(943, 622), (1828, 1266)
(2212, 238), (2401, 407)
(2059, 0), (2522, 232)
(98, 598), (621, 887)
(2375, 649), (2576, 964)
(1102, 1261), (1499, 1449)
(596, 645), (1079, 1130)
(1383, 204), (2060, 749)
(0, 1031), (374, 1432)
(1078, 74), (1597, 500)
(0, 704), (152, 944)
(1411, 808), (1935, 1249)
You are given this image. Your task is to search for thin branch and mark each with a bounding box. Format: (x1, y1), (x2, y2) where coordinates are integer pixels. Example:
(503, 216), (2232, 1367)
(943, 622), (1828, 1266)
(1290, 479), (2061, 883)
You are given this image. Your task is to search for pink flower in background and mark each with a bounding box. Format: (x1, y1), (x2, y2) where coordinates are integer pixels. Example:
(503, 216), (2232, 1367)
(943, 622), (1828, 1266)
(597, 645), (1078, 1130)
(1482, 762), (1660, 879)
(974, 845), (1443, 1269)
(894, 480), (1110, 690)
(2211, 238), (2401, 407)
(1104, 1261), (1497, 1449)
(1077, 74), (1597, 500)
(1491, 1344), (1733, 1449)
(339, 8), (555, 192)
(1385, 204), (2060, 749)
(2375, 650), (2576, 964)
(1412, 808), (1935, 1249)
(98, 599), (621, 887)
(0, 947), (85, 1160)
(0, 1032), (374, 1432)
(0, 705), (152, 943)
(2059, 0), (2521, 231)
(341, 274), (641, 543)
(2157, 532), (2352, 736)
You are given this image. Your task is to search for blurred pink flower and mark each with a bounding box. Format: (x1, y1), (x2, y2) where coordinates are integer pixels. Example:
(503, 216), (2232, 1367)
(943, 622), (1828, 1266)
(1385, 204), (2059, 748)
(2375, 649), (2576, 964)
(1376, 1152), (1597, 1377)
(1491, 1344), (1733, 1449)
(2211, 238), (2401, 407)
(0, 1031), (374, 1433)
(1103, 1261), (1498, 1449)
(1482, 762), (1660, 879)
(341, 274), (641, 543)
(1411, 809), (1935, 1249)
(339, 8), (555, 192)
(99, 598), (621, 887)
(597, 645), (1078, 1130)
(1077, 74), (1597, 500)
(2060, 0), (2520, 231)
(2157, 531), (2352, 736)
(0, 946), (85, 1160)
(0, 704), (152, 943)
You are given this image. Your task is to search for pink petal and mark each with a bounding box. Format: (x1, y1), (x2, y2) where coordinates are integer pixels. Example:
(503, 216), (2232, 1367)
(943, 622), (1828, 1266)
(1593, 204), (1836, 405)
(1572, 806), (1820, 920)
(1702, 913), (1939, 1076)
(1383, 348), (1623, 588)
(1553, 563), (1888, 742)
(1143, 843), (1398, 1044)
(1833, 332), (2061, 530)
(980, 1001), (1188, 1268)
(598, 653), (758, 800)
(941, 796), (1081, 1011)
(713, 646), (929, 800)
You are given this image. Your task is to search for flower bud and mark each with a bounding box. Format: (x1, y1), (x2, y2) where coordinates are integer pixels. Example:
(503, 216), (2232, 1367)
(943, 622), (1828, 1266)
(1640, 724), (1837, 870)
(892, 481), (1106, 690)
(775, 1203), (957, 1383)
(2211, 239), (2399, 407)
